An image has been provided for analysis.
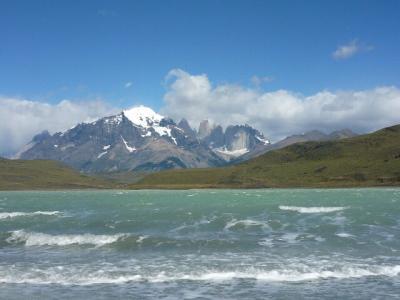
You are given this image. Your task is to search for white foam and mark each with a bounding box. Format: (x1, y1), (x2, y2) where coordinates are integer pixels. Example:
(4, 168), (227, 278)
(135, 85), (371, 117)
(279, 206), (346, 213)
(7, 230), (125, 247)
(0, 211), (60, 220)
(336, 232), (354, 238)
(151, 265), (400, 282)
(136, 235), (148, 243)
(224, 219), (269, 230)
(0, 265), (399, 285)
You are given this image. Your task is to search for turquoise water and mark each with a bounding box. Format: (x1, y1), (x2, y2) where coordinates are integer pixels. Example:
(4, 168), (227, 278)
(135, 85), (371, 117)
(0, 189), (400, 299)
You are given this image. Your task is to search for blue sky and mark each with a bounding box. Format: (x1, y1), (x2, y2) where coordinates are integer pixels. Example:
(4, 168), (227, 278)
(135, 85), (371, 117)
(1, 0), (400, 155)
(1, 0), (399, 109)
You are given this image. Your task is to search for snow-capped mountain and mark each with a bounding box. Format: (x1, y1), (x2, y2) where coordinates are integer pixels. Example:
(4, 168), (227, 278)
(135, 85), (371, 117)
(17, 106), (270, 173)
(18, 106), (224, 172)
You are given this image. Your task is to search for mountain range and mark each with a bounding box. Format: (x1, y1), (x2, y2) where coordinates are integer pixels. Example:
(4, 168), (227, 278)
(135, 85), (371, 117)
(16, 105), (356, 174)
(3, 122), (399, 190)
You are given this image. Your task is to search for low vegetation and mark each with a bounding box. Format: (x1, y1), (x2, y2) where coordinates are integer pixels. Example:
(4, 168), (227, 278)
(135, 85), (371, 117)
(0, 158), (115, 190)
(132, 124), (400, 189)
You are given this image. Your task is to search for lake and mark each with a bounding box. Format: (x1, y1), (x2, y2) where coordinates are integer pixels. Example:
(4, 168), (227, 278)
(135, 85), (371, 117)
(0, 189), (399, 299)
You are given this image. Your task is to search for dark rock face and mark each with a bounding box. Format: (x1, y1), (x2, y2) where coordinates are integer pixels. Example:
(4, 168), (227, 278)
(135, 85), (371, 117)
(198, 120), (212, 139)
(178, 119), (197, 139)
(32, 130), (51, 143)
(203, 125), (225, 148)
(198, 123), (270, 161)
(224, 125), (268, 151)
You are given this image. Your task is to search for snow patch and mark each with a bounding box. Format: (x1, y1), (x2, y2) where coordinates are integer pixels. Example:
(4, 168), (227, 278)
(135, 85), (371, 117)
(104, 115), (123, 125)
(255, 135), (270, 145)
(103, 145), (111, 150)
(123, 106), (164, 128)
(123, 106), (175, 140)
(141, 131), (152, 138)
(214, 147), (249, 157)
(121, 136), (136, 153)
(97, 151), (107, 159)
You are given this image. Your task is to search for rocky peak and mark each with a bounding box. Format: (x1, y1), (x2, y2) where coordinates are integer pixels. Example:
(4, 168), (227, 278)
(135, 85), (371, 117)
(198, 120), (213, 139)
(178, 119), (197, 139)
(32, 130), (51, 143)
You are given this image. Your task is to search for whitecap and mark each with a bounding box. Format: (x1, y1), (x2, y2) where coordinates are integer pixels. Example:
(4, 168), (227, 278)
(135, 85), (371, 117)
(279, 206), (346, 213)
(6, 230), (126, 247)
(224, 219), (269, 230)
(136, 235), (148, 243)
(336, 232), (354, 238)
(0, 265), (399, 285)
(0, 211), (60, 219)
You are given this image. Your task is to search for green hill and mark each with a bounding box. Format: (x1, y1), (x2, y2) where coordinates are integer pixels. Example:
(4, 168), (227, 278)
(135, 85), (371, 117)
(132, 124), (400, 189)
(0, 158), (115, 190)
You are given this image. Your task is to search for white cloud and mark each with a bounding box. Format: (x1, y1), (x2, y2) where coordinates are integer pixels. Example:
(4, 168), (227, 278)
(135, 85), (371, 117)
(162, 69), (400, 141)
(251, 75), (274, 86)
(0, 98), (119, 156)
(125, 82), (133, 88)
(332, 39), (373, 60)
(2, 69), (399, 156)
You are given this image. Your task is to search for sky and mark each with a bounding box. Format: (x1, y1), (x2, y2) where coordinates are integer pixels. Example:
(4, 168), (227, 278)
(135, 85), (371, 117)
(1, 0), (400, 155)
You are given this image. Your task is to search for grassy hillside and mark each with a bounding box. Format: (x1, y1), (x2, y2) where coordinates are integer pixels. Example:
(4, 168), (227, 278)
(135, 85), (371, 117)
(133, 124), (400, 189)
(0, 158), (115, 190)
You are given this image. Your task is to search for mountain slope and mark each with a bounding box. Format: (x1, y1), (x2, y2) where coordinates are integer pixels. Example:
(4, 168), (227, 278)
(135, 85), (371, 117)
(0, 158), (114, 190)
(236, 128), (357, 162)
(133, 124), (400, 188)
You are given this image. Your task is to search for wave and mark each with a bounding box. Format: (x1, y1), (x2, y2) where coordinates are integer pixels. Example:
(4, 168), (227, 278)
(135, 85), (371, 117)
(336, 232), (354, 238)
(6, 230), (126, 247)
(224, 219), (269, 230)
(279, 206), (346, 213)
(4, 231), (239, 249)
(0, 211), (60, 219)
(187, 265), (400, 282)
(0, 265), (399, 285)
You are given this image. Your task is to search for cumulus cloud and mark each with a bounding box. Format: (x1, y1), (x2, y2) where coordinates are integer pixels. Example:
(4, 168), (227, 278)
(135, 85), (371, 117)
(0, 98), (119, 156)
(162, 69), (400, 141)
(332, 39), (373, 60)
